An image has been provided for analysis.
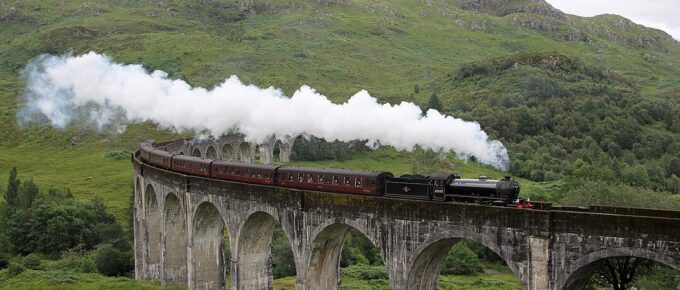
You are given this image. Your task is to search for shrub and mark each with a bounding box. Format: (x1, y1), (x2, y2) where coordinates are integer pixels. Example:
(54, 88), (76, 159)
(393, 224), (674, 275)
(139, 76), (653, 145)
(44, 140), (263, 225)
(94, 244), (130, 276)
(442, 243), (483, 275)
(22, 253), (41, 270)
(341, 264), (388, 280)
(5, 262), (25, 277)
(0, 254), (9, 270)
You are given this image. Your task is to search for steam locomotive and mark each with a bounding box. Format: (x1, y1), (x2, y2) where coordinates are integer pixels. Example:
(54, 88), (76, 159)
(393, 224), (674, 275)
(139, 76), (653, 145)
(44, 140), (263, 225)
(138, 142), (521, 204)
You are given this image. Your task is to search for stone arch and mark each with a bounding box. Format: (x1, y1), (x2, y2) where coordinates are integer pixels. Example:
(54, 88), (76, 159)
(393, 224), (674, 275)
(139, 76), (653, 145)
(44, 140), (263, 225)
(192, 148), (202, 158)
(305, 221), (385, 290)
(144, 184), (161, 280)
(163, 193), (187, 285)
(179, 151), (185, 155)
(235, 211), (297, 289)
(406, 231), (521, 290)
(192, 202), (226, 290)
(221, 144), (234, 161)
(206, 146), (217, 159)
(558, 247), (680, 290)
(272, 140), (282, 163)
(237, 142), (251, 163)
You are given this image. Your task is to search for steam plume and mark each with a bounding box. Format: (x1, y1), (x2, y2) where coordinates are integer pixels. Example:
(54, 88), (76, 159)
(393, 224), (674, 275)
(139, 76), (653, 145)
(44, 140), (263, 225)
(18, 52), (509, 170)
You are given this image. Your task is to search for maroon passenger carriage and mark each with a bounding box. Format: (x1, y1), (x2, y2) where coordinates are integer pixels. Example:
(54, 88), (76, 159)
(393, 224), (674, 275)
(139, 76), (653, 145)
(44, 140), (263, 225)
(211, 161), (278, 186)
(277, 167), (393, 196)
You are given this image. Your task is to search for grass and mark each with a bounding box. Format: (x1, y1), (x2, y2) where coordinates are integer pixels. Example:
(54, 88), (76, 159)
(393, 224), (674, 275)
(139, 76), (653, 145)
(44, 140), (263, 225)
(0, 270), (184, 290)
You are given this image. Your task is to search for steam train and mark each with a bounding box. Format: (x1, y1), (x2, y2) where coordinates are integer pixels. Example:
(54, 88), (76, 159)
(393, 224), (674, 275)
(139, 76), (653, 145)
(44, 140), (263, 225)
(138, 142), (521, 204)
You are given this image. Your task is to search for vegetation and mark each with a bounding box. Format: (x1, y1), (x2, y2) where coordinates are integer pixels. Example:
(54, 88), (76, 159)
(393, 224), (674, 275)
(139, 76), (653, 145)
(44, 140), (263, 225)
(0, 0), (679, 289)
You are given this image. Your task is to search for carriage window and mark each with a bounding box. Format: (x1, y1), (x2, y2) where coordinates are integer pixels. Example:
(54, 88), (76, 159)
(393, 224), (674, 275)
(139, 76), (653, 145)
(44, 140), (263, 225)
(289, 173), (294, 181)
(344, 176), (350, 185)
(333, 176), (339, 184)
(318, 175), (324, 183)
(355, 177), (362, 187)
(235, 168), (240, 175)
(307, 174), (313, 183)
(298, 173), (304, 182)
(258, 170), (262, 178)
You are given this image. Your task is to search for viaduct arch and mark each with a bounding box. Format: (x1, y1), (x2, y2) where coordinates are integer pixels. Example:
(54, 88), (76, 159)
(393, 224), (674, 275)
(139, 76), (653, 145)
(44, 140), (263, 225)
(133, 140), (680, 290)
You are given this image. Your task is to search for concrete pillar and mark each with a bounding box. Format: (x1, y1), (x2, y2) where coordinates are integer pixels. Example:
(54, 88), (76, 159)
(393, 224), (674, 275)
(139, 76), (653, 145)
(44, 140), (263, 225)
(235, 212), (277, 289)
(144, 184), (162, 280)
(278, 138), (296, 163)
(258, 144), (273, 165)
(162, 193), (188, 285)
(191, 203), (226, 290)
(134, 177), (145, 279)
(529, 236), (550, 290)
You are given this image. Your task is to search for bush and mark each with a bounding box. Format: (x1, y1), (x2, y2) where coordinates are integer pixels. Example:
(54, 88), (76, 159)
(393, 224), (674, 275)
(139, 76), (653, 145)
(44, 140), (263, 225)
(5, 262), (25, 277)
(94, 244), (130, 276)
(22, 253), (41, 270)
(442, 243), (483, 275)
(0, 254), (9, 270)
(341, 264), (388, 280)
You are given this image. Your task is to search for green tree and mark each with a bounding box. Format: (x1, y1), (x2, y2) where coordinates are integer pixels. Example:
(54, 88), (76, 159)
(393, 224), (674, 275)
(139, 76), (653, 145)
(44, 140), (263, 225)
(590, 257), (652, 290)
(426, 93), (443, 112)
(413, 84), (420, 94)
(94, 244), (131, 276)
(5, 167), (20, 208)
(442, 242), (482, 275)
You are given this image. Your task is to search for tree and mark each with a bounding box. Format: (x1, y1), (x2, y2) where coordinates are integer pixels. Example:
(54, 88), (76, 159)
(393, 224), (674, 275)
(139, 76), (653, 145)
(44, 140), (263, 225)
(590, 257), (651, 290)
(426, 93), (443, 112)
(442, 242), (482, 275)
(413, 84), (420, 94)
(94, 244), (131, 276)
(4, 167), (20, 208)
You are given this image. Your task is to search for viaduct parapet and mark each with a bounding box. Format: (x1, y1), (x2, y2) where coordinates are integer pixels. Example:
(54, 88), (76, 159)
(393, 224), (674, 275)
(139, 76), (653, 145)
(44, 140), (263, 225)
(134, 140), (680, 290)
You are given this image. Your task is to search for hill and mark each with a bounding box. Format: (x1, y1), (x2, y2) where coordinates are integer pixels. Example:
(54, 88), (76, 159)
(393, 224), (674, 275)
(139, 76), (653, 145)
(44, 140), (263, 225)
(0, 0), (678, 213)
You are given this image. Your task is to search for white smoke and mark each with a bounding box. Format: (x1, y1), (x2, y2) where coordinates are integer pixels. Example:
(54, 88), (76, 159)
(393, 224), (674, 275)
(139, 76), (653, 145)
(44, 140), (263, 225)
(18, 52), (510, 170)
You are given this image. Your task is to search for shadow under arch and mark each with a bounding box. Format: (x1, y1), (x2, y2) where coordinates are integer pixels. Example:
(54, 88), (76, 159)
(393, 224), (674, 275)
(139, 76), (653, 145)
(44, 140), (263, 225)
(406, 232), (522, 290)
(144, 184), (161, 280)
(205, 146), (217, 159)
(192, 148), (202, 157)
(305, 221), (386, 290)
(163, 193), (187, 285)
(235, 211), (297, 289)
(192, 201), (227, 290)
(272, 140), (282, 163)
(558, 247), (680, 290)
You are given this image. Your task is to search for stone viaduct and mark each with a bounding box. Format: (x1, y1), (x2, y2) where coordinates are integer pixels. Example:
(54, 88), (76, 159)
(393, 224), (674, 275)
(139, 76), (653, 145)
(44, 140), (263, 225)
(134, 140), (680, 290)
(161, 134), (296, 165)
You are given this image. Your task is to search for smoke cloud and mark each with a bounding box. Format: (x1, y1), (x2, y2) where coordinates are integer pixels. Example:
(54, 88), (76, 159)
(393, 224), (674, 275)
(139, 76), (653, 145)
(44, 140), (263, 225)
(19, 52), (510, 170)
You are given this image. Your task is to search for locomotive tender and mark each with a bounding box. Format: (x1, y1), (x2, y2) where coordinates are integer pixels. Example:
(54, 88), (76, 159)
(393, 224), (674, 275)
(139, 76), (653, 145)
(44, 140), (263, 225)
(138, 142), (521, 204)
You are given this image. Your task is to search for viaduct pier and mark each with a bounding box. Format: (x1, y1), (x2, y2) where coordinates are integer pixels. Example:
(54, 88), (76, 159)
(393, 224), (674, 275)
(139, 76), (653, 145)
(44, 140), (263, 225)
(133, 138), (680, 290)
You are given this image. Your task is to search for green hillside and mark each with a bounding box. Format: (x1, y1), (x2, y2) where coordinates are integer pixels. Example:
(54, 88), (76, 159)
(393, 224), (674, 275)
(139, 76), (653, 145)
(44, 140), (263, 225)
(0, 0), (679, 288)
